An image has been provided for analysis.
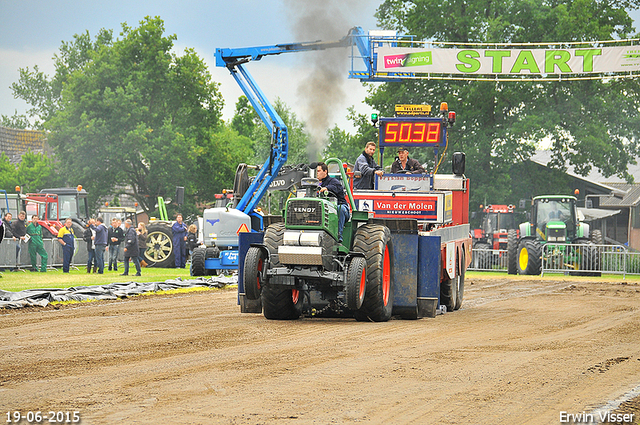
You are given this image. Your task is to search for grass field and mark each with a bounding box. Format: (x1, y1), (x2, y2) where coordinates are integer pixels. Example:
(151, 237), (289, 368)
(0, 265), (201, 293)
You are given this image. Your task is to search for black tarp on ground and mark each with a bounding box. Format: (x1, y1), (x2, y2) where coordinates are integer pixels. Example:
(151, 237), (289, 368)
(0, 276), (238, 308)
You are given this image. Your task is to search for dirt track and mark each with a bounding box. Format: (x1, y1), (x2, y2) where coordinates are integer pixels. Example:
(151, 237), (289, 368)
(1, 276), (639, 425)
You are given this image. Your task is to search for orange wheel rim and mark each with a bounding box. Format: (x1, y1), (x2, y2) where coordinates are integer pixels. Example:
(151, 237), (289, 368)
(292, 289), (300, 304)
(382, 245), (391, 306)
(359, 265), (366, 300)
(256, 257), (263, 290)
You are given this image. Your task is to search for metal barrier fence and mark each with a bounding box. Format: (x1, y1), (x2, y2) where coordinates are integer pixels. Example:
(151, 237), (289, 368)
(469, 248), (509, 271)
(0, 238), (124, 271)
(468, 244), (640, 278)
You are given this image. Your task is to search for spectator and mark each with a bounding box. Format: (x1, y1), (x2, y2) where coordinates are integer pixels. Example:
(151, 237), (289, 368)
(172, 214), (188, 268)
(89, 217), (108, 274)
(121, 219), (141, 276)
(12, 211), (27, 270)
(3, 213), (17, 271)
(83, 223), (96, 273)
(187, 224), (199, 257)
(391, 147), (426, 174)
(57, 218), (75, 273)
(107, 218), (125, 271)
(26, 215), (47, 272)
(137, 222), (148, 267)
(354, 141), (384, 190)
(316, 162), (350, 242)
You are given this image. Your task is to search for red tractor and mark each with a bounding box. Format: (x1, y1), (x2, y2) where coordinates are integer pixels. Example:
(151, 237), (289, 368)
(24, 186), (89, 238)
(472, 204), (519, 268)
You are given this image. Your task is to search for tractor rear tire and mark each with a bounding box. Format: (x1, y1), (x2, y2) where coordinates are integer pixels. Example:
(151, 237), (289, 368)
(244, 247), (265, 301)
(263, 222), (285, 266)
(591, 229), (604, 245)
(507, 229), (518, 275)
(474, 242), (491, 269)
(516, 239), (542, 275)
(262, 286), (303, 320)
(575, 240), (601, 277)
(353, 224), (394, 322)
(190, 247), (206, 276)
(145, 222), (175, 268)
(345, 256), (367, 311)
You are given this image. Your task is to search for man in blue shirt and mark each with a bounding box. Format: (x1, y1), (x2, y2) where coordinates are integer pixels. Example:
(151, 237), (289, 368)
(89, 217), (108, 274)
(316, 162), (350, 243)
(172, 214), (188, 268)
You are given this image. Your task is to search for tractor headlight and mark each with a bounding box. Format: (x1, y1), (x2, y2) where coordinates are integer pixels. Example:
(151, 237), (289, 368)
(548, 236), (556, 242)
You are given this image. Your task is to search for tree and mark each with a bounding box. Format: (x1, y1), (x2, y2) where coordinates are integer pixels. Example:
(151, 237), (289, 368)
(251, 98), (311, 165)
(11, 17), (228, 213)
(372, 0), (640, 208)
(231, 96), (260, 139)
(15, 150), (62, 192)
(0, 153), (19, 190)
(0, 112), (30, 129)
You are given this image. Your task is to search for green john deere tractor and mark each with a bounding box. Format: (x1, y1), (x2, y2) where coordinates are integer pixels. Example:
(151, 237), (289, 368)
(507, 195), (602, 275)
(243, 158), (395, 322)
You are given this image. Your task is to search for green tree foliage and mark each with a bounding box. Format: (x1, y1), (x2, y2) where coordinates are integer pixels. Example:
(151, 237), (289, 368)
(15, 150), (62, 192)
(11, 17), (238, 214)
(251, 98), (311, 165)
(0, 112), (30, 129)
(231, 96), (260, 139)
(0, 154), (19, 190)
(372, 0), (640, 208)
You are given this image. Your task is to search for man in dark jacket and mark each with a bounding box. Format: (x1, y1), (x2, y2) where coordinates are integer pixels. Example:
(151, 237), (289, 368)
(11, 211), (28, 270)
(391, 147), (426, 174)
(107, 218), (125, 271)
(172, 214), (188, 268)
(3, 213), (15, 270)
(317, 162), (350, 242)
(121, 219), (141, 276)
(89, 217), (108, 274)
(57, 218), (75, 273)
(83, 223), (96, 273)
(353, 142), (384, 190)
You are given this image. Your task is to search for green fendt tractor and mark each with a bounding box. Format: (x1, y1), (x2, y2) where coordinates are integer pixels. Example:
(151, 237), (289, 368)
(507, 195), (602, 275)
(243, 158), (394, 322)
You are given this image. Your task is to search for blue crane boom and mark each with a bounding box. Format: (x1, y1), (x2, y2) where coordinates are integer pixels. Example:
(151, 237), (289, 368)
(214, 27), (370, 218)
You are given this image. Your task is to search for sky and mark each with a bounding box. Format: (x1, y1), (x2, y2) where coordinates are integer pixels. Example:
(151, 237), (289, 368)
(2, 2), (640, 136)
(0, 0), (381, 133)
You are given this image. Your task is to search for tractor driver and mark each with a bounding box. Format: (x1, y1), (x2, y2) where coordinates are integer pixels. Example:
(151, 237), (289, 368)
(316, 162), (350, 243)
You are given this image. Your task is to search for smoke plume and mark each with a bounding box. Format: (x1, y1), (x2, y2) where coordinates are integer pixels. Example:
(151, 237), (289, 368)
(284, 0), (365, 161)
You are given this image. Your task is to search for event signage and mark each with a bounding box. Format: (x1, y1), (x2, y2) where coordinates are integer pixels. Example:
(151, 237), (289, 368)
(377, 45), (640, 75)
(352, 191), (451, 223)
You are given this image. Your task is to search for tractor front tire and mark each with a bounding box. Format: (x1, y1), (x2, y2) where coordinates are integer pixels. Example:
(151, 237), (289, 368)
(474, 242), (491, 269)
(353, 224), (394, 322)
(262, 287), (303, 320)
(507, 229), (518, 275)
(244, 247), (265, 301)
(516, 239), (542, 275)
(345, 256), (367, 311)
(190, 247), (206, 276)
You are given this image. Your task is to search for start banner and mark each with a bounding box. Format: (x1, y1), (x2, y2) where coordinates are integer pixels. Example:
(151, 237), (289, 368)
(376, 45), (640, 76)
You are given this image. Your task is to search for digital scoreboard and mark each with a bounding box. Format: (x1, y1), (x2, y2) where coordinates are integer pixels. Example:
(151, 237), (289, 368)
(379, 117), (447, 148)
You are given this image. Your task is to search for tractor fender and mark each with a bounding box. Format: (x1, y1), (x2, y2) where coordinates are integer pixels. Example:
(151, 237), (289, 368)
(577, 222), (590, 239)
(519, 222), (532, 237)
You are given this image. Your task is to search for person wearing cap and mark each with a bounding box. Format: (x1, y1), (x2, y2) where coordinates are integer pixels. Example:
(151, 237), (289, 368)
(57, 218), (75, 273)
(391, 147), (426, 174)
